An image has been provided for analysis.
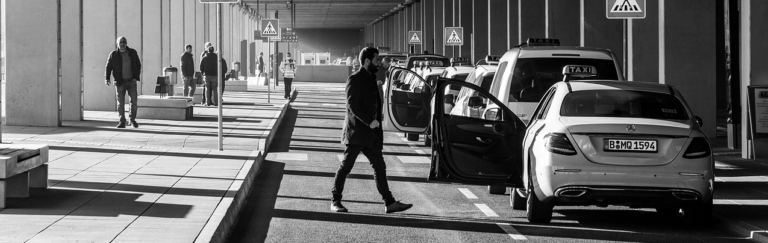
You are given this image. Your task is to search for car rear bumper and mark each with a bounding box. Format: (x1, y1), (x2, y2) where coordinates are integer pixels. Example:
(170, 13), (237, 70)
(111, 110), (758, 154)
(551, 186), (707, 207)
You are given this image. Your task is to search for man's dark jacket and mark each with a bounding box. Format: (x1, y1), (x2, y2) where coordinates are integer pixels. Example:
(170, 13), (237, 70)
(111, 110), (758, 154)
(180, 52), (194, 77)
(200, 52), (219, 76)
(105, 47), (141, 86)
(341, 68), (383, 149)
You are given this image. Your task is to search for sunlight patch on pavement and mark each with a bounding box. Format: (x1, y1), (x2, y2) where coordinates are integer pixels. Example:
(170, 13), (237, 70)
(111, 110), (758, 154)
(397, 156), (430, 164)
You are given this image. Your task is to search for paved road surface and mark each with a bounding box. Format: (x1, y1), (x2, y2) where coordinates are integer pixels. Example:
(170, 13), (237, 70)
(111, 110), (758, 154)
(228, 82), (747, 243)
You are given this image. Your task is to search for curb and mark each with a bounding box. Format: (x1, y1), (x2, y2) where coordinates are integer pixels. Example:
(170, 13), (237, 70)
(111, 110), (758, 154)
(196, 87), (297, 243)
(715, 213), (768, 243)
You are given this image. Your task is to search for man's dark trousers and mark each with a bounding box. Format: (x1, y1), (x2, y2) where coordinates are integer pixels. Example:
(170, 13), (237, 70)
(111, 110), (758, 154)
(284, 78), (292, 98)
(332, 142), (395, 205)
(116, 80), (138, 123)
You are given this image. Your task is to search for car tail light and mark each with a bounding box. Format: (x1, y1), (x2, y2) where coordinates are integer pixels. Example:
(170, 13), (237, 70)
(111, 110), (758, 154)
(544, 133), (577, 155)
(683, 137), (711, 159)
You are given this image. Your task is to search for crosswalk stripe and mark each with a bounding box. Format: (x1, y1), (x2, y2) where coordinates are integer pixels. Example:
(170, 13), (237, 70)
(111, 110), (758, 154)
(291, 102), (309, 106)
(496, 223), (527, 240)
(458, 188), (478, 199)
(336, 154), (369, 163)
(397, 156), (430, 164)
(415, 150), (426, 155)
(474, 204), (499, 217)
(275, 153), (308, 161)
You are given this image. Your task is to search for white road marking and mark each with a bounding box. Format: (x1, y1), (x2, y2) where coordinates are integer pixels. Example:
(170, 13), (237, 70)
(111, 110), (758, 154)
(397, 156), (430, 164)
(400, 137), (410, 142)
(337, 154), (369, 163)
(415, 150), (426, 155)
(458, 188), (478, 199)
(291, 102), (309, 106)
(474, 204), (499, 217)
(408, 143), (417, 148)
(276, 153), (308, 161)
(496, 223), (527, 240)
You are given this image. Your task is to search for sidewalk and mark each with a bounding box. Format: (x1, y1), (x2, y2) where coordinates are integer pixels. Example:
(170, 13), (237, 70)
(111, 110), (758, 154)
(711, 137), (768, 242)
(0, 86), (294, 243)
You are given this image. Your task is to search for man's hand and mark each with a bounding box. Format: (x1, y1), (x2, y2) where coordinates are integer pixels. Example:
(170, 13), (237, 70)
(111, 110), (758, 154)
(105, 79), (111, 86)
(370, 120), (380, 129)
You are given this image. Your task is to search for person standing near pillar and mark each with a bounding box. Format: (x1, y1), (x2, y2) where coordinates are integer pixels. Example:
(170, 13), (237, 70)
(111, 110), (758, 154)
(279, 52), (296, 99)
(219, 52), (229, 97)
(180, 44), (195, 98)
(331, 47), (413, 214)
(105, 36), (142, 128)
(200, 45), (219, 106)
(258, 52), (265, 76)
(201, 42), (212, 105)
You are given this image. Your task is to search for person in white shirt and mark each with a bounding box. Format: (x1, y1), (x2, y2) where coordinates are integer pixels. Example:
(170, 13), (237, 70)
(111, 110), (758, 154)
(280, 52), (296, 99)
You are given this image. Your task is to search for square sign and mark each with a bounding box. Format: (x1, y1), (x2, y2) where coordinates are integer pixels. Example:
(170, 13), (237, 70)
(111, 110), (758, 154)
(606, 0), (646, 19)
(444, 27), (463, 46)
(408, 31), (422, 45)
(260, 19), (279, 37)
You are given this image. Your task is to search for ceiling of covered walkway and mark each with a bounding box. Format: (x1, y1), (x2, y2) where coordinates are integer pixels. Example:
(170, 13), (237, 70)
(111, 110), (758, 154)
(243, 0), (404, 29)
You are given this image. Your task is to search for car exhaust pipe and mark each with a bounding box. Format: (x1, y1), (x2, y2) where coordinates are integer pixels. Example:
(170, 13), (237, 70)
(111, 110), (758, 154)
(671, 192), (699, 201)
(557, 188), (587, 198)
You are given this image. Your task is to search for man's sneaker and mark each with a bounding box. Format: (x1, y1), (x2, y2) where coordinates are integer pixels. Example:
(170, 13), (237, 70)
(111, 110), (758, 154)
(385, 201), (413, 213)
(116, 122), (126, 128)
(130, 121), (139, 128)
(331, 201), (348, 213)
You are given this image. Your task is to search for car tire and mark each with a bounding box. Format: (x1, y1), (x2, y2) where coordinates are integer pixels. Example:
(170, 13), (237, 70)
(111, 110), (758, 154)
(655, 207), (680, 217)
(682, 201), (712, 226)
(511, 188), (526, 210)
(526, 177), (553, 223)
(488, 186), (506, 195)
(407, 133), (419, 141)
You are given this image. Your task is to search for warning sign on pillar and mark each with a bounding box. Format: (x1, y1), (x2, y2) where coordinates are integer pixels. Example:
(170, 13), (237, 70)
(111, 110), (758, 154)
(444, 27), (463, 46)
(606, 0), (646, 19)
(408, 31), (422, 45)
(260, 19), (279, 37)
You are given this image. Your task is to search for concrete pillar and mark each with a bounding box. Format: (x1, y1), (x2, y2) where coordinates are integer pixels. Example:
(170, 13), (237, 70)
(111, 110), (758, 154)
(489, 0), (507, 56)
(459, 0), (472, 58)
(2, 0), (60, 126)
(548, 0), (580, 47)
(117, 0), (142, 96)
(142, 0), (162, 96)
(222, 4), (230, 60)
(83, 0), (117, 111)
(405, 6), (411, 53)
(413, 2), (422, 54)
(162, 0), (171, 70)
(520, 0), (545, 41)
(507, 0), (519, 50)
(170, 0), (184, 76)
(663, 1), (717, 139)
(631, 0), (659, 82)
(443, 0), (454, 57)
(196, 1), (205, 59)
(184, 0), (196, 67)
(471, 0), (488, 62)
(583, 0), (622, 72)
(209, 4), (216, 47)
(434, 0), (444, 55)
(61, 0), (83, 121)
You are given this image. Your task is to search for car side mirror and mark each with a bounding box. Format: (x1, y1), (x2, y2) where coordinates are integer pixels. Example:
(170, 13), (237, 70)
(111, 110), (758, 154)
(695, 116), (703, 127)
(468, 96), (484, 108)
(444, 94), (455, 105)
(484, 108), (502, 121)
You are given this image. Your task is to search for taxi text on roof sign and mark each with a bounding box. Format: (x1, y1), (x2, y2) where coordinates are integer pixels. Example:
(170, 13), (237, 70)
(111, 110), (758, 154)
(450, 57), (470, 63)
(562, 65), (597, 77)
(261, 19), (279, 37)
(485, 55), (501, 62)
(408, 31), (422, 45)
(526, 38), (560, 46)
(606, 0), (646, 19)
(444, 27), (463, 46)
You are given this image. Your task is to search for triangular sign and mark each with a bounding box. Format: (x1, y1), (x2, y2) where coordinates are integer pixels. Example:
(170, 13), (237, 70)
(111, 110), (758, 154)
(410, 33), (421, 43)
(610, 0), (642, 13)
(446, 30), (462, 43)
(263, 21), (277, 35)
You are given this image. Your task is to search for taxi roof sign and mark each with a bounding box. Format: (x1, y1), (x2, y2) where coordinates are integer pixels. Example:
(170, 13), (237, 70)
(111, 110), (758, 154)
(526, 38), (560, 46)
(485, 55), (501, 63)
(450, 57), (470, 63)
(562, 65), (597, 78)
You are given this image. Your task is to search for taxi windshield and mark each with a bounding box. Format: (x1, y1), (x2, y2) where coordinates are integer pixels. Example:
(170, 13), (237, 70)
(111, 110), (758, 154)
(560, 90), (690, 120)
(509, 58), (619, 102)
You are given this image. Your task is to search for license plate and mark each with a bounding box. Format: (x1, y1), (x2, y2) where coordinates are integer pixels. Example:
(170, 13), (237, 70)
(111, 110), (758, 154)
(605, 139), (657, 152)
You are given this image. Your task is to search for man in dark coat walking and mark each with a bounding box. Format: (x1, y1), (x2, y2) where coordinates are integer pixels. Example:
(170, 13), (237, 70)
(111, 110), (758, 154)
(331, 47), (413, 214)
(105, 36), (142, 128)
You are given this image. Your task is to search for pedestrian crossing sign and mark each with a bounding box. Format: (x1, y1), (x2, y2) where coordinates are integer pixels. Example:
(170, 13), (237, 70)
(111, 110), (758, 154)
(408, 31), (422, 45)
(261, 19), (279, 37)
(444, 27), (463, 46)
(606, 0), (645, 19)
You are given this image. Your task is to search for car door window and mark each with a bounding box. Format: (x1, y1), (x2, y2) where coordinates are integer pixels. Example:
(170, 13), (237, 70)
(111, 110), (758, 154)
(531, 88), (555, 120)
(538, 87), (557, 119)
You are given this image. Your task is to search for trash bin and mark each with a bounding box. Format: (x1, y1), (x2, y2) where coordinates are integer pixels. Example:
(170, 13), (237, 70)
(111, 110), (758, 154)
(163, 65), (178, 96)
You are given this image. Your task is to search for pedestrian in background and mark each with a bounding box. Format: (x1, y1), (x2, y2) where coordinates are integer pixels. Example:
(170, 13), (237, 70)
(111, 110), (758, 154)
(180, 44), (195, 97)
(331, 47), (413, 214)
(280, 52), (296, 99)
(201, 42), (212, 105)
(105, 36), (142, 128)
(219, 52), (229, 97)
(375, 57), (391, 101)
(258, 52), (265, 76)
(200, 45), (219, 106)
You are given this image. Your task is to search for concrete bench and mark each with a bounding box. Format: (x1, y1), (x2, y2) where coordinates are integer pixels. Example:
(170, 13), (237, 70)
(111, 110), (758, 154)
(136, 95), (194, 120)
(0, 144), (49, 208)
(225, 80), (248, 91)
(173, 86), (203, 104)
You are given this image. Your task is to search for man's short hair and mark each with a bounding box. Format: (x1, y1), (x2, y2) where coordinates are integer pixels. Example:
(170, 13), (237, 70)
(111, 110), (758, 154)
(205, 42), (212, 48)
(358, 47), (379, 65)
(259, 52), (263, 55)
(116, 36), (127, 45)
(185, 44), (192, 50)
(208, 46), (215, 52)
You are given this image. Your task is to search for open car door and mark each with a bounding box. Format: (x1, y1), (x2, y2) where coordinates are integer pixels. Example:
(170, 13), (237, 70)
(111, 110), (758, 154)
(430, 79), (526, 187)
(382, 68), (432, 133)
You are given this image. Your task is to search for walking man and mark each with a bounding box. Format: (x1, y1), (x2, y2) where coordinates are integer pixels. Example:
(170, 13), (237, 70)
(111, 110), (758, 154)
(258, 52), (265, 76)
(105, 36), (142, 128)
(279, 52), (296, 99)
(200, 45), (219, 106)
(180, 44), (195, 97)
(331, 47), (413, 214)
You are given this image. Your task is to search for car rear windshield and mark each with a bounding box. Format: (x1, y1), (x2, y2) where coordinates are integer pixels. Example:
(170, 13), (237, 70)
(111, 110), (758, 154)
(560, 90), (690, 120)
(509, 58), (619, 102)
